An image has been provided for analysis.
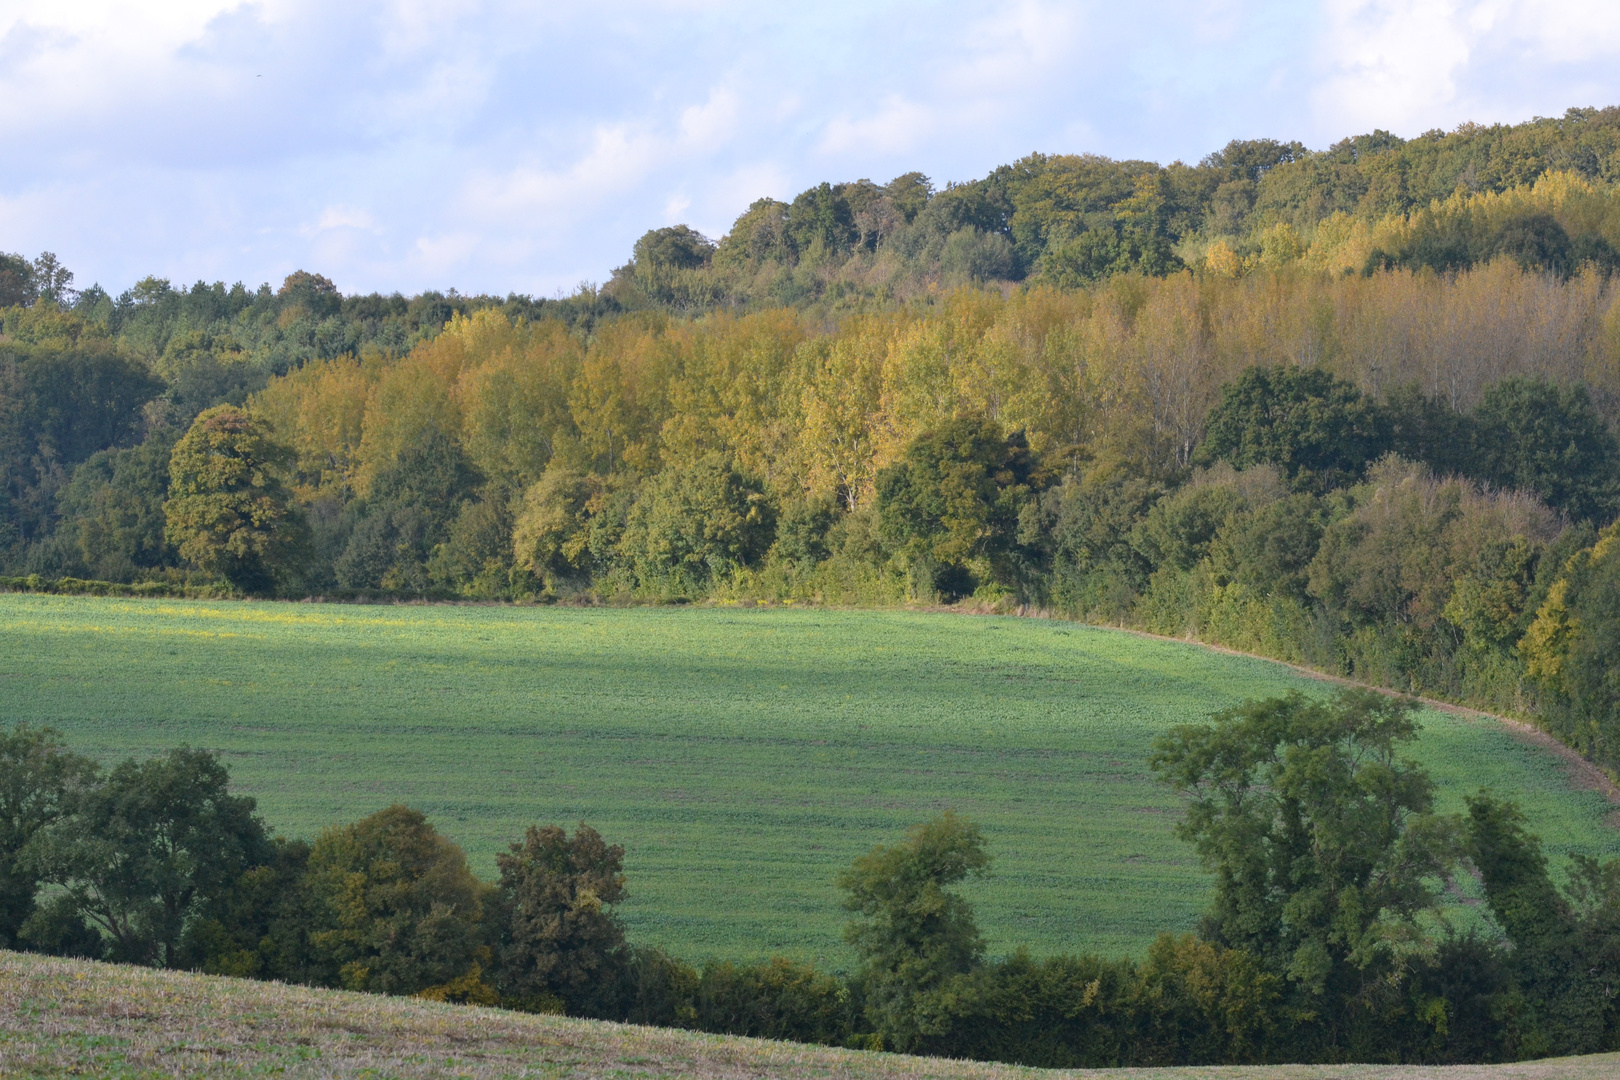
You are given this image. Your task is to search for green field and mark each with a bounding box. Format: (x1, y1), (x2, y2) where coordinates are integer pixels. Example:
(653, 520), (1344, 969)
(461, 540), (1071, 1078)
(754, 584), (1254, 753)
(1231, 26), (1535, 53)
(2, 594), (1616, 965)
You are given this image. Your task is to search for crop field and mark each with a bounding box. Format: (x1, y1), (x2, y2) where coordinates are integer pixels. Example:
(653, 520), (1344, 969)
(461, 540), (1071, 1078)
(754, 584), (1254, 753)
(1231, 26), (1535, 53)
(2, 593), (1617, 966)
(7, 951), (1620, 1080)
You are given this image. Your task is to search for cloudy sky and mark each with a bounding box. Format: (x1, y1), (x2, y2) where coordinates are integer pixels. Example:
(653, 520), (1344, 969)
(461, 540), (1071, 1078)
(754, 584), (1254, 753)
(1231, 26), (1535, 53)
(3, 0), (1619, 297)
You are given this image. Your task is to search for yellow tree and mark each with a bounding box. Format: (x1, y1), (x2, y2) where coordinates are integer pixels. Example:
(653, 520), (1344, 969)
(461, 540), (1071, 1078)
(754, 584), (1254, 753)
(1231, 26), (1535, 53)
(458, 315), (583, 490)
(798, 313), (904, 509)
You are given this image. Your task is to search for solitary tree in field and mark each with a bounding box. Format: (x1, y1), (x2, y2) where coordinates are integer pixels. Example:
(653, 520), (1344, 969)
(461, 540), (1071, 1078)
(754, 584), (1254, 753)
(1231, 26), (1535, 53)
(163, 405), (306, 594)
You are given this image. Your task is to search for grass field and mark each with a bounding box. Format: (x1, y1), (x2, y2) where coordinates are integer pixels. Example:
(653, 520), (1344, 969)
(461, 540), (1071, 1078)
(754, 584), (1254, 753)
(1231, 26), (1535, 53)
(6, 951), (1620, 1080)
(2, 593), (1617, 966)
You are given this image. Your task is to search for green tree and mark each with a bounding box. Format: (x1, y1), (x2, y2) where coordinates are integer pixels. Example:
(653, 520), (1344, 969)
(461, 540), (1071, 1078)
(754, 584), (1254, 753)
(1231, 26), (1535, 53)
(0, 344), (162, 555)
(492, 823), (627, 1013)
(1043, 466), (1163, 616)
(52, 429), (179, 580)
(174, 835), (315, 979)
(838, 812), (990, 1051)
(1469, 376), (1619, 525)
(302, 804), (490, 995)
(1467, 793), (1620, 1056)
(1520, 522), (1620, 769)
(0, 251), (34, 306)
(1209, 492), (1325, 602)
(21, 748), (271, 967)
(1196, 366), (1390, 493)
(617, 455), (775, 591)
(0, 724), (98, 949)
(1151, 690), (1465, 1043)
(876, 418), (1040, 599)
(163, 405), (307, 594)
(632, 226), (715, 272)
(511, 465), (603, 590)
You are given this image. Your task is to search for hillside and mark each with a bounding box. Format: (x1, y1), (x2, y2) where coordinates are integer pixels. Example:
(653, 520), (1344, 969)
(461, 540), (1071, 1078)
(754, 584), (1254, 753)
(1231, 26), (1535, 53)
(4, 595), (1618, 963)
(3, 949), (1618, 1080)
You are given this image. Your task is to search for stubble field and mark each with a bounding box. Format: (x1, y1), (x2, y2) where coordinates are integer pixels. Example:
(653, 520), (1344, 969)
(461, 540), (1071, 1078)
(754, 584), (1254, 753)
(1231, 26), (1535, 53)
(8, 950), (1620, 1080)
(2, 593), (1616, 966)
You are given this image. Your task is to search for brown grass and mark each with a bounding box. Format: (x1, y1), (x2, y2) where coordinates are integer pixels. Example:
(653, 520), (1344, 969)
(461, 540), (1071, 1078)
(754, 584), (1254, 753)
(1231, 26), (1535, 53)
(3, 951), (1618, 1079)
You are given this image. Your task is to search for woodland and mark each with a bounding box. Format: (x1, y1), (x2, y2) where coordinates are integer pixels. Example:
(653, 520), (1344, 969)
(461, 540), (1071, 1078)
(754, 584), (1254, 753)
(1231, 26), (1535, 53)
(7, 107), (1620, 1065)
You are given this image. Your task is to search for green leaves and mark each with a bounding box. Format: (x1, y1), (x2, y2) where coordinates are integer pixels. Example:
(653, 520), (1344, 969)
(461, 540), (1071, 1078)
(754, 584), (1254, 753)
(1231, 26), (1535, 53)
(1196, 366), (1389, 493)
(1151, 689), (1466, 1003)
(875, 418), (1040, 600)
(302, 805), (489, 995)
(838, 811), (990, 1051)
(163, 404), (307, 594)
(493, 823), (627, 1012)
(20, 747), (269, 967)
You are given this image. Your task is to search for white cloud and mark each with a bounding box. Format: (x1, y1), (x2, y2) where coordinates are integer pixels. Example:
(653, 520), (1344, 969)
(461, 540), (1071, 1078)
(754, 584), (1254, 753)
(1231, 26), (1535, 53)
(307, 205), (380, 233)
(459, 86), (740, 223)
(947, 0), (1086, 93)
(5, 0), (1620, 296)
(1312, 0), (1620, 137)
(819, 97), (935, 158)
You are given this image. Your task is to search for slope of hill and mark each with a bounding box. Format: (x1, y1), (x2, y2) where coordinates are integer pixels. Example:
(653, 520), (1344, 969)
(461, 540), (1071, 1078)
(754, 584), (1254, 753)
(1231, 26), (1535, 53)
(3, 950), (1618, 1079)
(4, 596), (1619, 964)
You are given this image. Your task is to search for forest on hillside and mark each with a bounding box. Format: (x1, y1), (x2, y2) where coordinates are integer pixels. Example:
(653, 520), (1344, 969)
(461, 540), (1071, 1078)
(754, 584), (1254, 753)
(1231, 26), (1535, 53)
(5, 108), (1620, 771)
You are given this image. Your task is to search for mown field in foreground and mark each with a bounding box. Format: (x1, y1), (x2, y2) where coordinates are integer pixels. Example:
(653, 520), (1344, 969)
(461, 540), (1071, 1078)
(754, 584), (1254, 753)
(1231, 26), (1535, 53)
(2, 594), (1617, 964)
(5, 951), (1619, 1080)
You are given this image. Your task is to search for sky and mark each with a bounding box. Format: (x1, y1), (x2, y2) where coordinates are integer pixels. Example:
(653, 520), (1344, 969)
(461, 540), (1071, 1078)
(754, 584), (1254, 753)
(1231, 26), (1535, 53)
(2, 0), (1619, 298)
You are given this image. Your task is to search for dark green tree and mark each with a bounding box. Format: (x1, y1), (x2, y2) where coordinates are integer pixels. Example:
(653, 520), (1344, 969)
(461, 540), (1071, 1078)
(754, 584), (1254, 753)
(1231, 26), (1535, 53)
(0, 251), (34, 306)
(302, 804), (490, 995)
(1521, 522), (1620, 768)
(1382, 383), (1476, 479)
(1468, 376), (1619, 524)
(1196, 366), (1390, 492)
(0, 724), (98, 949)
(1209, 492), (1326, 602)
(0, 345), (162, 555)
(52, 429), (179, 580)
(838, 812), (990, 1051)
(21, 748), (271, 967)
(1468, 793), (1620, 1056)
(492, 823), (627, 1014)
(618, 454), (775, 591)
(876, 418), (1040, 599)
(632, 226), (715, 272)
(1151, 690), (1465, 1046)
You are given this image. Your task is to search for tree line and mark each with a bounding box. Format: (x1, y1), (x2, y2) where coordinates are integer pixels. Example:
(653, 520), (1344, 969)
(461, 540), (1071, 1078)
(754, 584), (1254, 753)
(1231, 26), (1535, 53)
(5, 690), (1620, 1066)
(612, 108), (1620, 311)
(6, 261), (1620, 770)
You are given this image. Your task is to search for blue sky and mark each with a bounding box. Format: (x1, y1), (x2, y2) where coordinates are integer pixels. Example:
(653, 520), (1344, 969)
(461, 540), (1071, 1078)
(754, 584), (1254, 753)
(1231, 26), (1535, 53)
(3, 0), (1619, 297)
